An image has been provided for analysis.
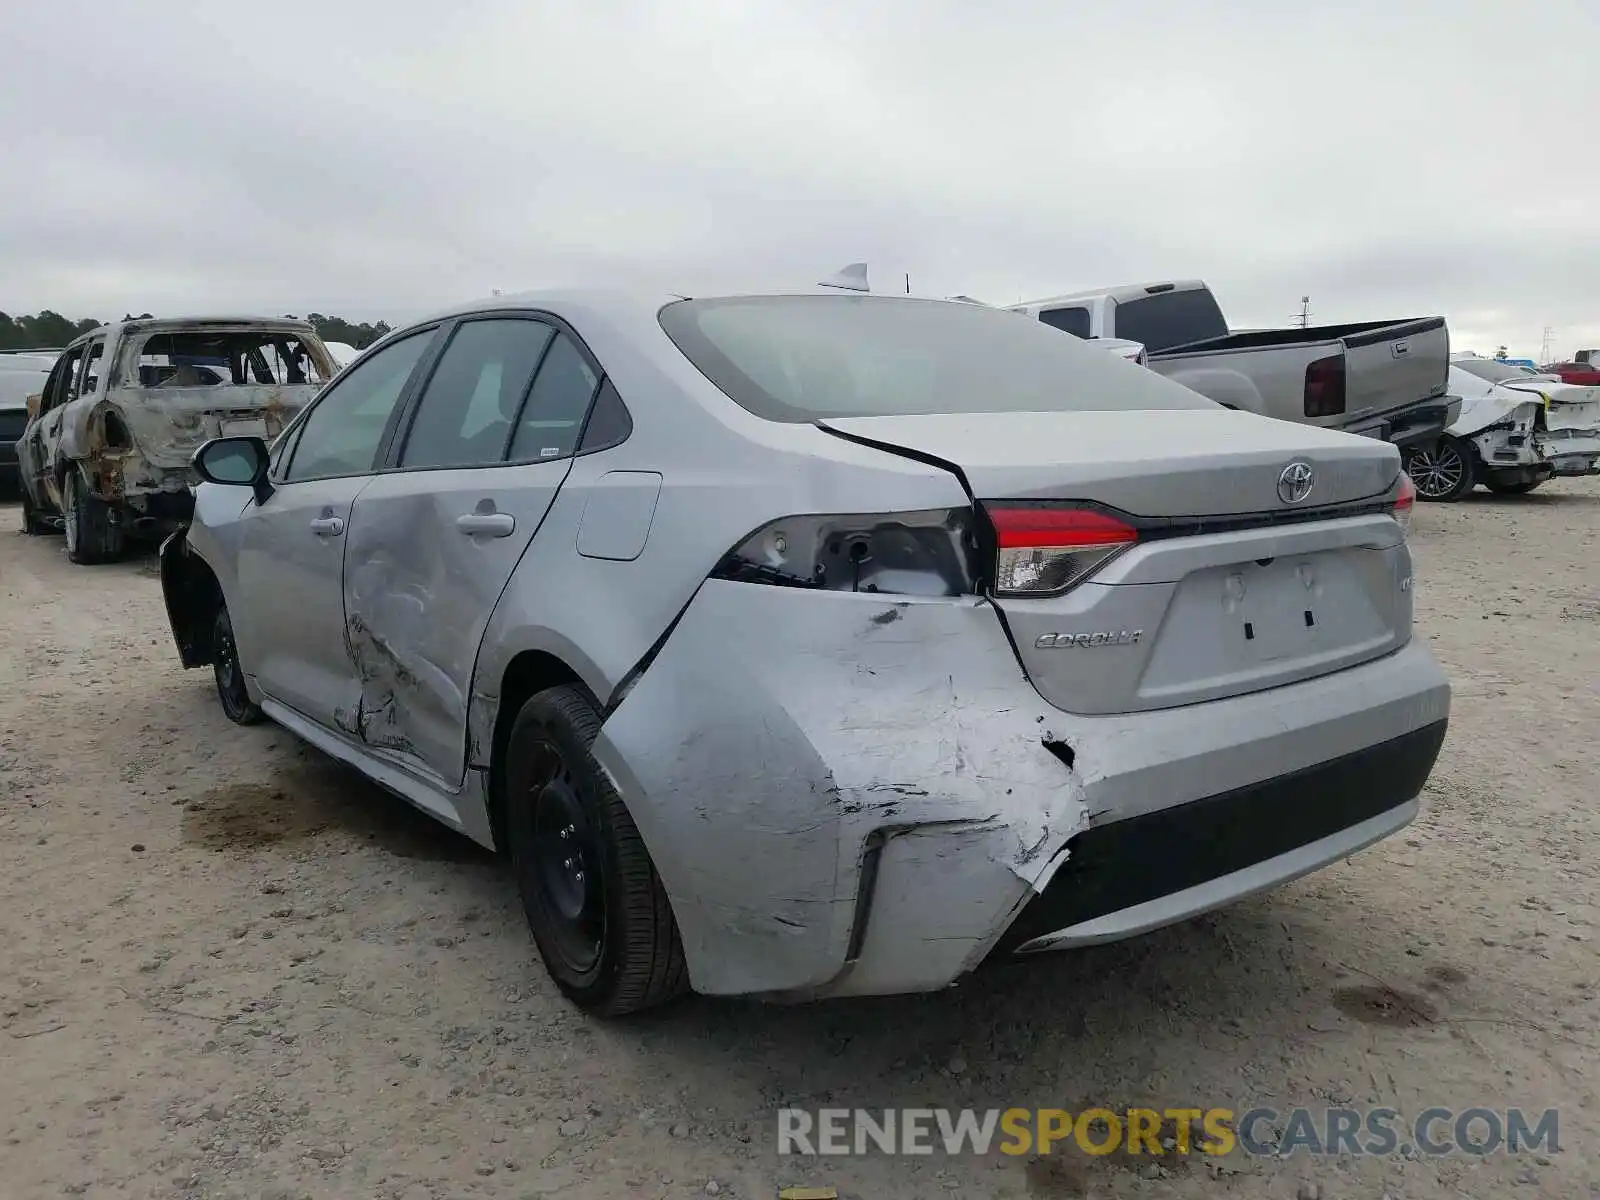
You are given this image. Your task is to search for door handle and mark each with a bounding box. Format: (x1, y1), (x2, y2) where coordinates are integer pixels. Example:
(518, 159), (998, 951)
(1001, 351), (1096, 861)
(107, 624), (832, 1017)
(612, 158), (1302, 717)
(309, 515), (345, 536)
(455, 512), (516, 538)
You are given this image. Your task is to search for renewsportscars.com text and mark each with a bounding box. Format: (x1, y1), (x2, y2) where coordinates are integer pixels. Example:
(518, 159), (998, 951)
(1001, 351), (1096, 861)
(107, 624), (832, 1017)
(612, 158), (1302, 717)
(777, 1106), (1560, 1158)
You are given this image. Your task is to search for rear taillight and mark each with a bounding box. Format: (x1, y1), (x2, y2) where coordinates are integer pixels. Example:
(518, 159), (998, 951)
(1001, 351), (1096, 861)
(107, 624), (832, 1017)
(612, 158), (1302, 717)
(709, 508), (982, 596)
(985, 505), (1138, 596)
(1304, 354), (1346, 418)
(1392, 473), (1415, 536)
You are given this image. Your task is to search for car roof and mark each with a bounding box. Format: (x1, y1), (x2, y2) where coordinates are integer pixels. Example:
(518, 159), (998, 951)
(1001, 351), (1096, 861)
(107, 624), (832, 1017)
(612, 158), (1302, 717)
(1017, 280), (1210, 308)
(66, 315), (320, 346)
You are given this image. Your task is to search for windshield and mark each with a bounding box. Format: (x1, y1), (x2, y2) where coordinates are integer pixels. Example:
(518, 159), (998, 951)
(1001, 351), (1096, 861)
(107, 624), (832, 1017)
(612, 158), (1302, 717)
(1454, 359), (1541, 385)
(658, 295), (1216, 422)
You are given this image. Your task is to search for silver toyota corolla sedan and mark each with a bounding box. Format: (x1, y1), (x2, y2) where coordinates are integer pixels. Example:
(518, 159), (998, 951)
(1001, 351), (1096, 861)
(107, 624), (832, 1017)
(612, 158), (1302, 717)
(160, 289), (1449, 1015)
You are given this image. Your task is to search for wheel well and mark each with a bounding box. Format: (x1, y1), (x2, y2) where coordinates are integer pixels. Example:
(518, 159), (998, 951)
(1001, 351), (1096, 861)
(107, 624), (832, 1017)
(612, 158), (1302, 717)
(166, 548), (225, 667)
(486, 651), (591, 851)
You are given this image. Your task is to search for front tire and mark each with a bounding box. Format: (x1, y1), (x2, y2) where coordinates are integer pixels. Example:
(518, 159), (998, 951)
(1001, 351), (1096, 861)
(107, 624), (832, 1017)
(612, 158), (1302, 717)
(62, 470), (124, 563)
(506, 684), (688, 1016)
(1404, 436), (1476, 503)
(212, 604), (263, 725)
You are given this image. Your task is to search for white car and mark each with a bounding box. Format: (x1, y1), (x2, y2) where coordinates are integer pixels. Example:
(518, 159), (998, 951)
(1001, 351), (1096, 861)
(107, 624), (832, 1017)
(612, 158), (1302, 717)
(1405, 358), (1600, 501)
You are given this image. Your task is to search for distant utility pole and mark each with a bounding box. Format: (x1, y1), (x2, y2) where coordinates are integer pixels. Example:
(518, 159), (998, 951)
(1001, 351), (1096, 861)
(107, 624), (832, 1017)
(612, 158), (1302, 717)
(905, 274), (911, 295)
(1293, 296), (1312, 328)
(1541, 326), (1556, 364)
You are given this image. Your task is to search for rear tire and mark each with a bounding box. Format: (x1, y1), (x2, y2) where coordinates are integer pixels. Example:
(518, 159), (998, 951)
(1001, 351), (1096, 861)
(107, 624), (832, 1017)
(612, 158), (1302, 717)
(213, 604), (263, 725)
(1484, 476), (1544, 496)
(506, 684), (688, 1016)
(62, 470), (124, 563)
(1404, 436), (1476, 503)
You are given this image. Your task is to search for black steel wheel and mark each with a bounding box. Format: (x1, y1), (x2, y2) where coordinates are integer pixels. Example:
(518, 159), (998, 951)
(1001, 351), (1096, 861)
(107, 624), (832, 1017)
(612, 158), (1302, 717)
(1404, 436), (1476, 503)
(212, 604), (263, 725)
(506, 684), (687, 1016)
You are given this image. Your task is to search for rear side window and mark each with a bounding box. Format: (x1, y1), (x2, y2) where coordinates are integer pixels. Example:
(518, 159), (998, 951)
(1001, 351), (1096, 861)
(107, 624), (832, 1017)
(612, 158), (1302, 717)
(507, 333), (600, 461)
(1038, 307), (1091, 338)
(658, 295), (1215, 422)
(1111, 289), (1229, 353)
(398, 319), (554, 469)
(78, 341), (106, 396)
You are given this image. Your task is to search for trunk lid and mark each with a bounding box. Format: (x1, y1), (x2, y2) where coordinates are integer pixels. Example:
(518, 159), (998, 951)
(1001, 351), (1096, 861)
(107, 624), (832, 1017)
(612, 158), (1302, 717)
(117, 383), (319, 469)
(817, 408), (1411, 715)
(817, 408), (1401, 515)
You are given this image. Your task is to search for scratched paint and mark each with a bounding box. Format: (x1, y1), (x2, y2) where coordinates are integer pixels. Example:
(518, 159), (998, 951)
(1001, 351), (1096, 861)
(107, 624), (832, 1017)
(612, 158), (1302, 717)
(592, 578), (1092, 998)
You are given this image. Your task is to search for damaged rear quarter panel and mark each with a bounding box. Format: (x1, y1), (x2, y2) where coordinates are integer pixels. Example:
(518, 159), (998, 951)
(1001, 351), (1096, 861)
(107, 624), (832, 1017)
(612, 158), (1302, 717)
(590, 579), (1089, 998)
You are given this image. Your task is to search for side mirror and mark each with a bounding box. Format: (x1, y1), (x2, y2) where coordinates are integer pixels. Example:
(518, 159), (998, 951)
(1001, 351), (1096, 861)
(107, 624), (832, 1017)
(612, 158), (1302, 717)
(193, 436), (274, 504)
(25, 393), (41, 420)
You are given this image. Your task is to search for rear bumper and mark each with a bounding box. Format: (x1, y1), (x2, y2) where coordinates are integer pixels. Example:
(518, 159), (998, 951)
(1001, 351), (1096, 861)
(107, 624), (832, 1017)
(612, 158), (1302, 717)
(995, 720), (1444, 954)
(120, 486), (196, 535)
(1365, 399), (1461, 449)
(594, 580), (1451, 1000)
(1537, 430), (1600, 476)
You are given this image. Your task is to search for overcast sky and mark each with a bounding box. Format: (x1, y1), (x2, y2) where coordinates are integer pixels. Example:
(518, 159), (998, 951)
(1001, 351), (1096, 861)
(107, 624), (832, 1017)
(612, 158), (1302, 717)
(1, 0), (1595, 358)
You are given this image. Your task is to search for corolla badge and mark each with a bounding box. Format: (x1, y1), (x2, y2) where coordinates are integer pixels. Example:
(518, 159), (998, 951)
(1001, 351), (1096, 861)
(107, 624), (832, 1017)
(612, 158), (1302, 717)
(1277, 461), (1315, 505)
(1035, 630), (1143, 649)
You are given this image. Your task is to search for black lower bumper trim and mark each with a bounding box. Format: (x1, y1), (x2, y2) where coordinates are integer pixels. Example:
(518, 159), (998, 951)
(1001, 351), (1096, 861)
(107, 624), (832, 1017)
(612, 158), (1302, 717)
(993, 719), (1448, 954)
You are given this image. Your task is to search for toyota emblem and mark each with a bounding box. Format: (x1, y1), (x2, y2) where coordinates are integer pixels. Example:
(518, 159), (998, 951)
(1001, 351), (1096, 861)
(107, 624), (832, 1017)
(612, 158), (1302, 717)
(1277, 461), (1315, 505)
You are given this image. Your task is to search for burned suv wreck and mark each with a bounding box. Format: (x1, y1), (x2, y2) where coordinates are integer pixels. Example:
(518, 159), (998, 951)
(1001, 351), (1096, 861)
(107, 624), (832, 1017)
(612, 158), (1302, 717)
(17, 317), (335, 561)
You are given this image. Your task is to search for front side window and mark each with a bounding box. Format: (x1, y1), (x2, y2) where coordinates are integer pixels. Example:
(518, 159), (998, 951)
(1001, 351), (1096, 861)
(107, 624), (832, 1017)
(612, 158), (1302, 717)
(659, 295), (1214, 422)
(285, 330), (434, 481)
(398, 319), (554, 469)
(44, 347), (86, 410)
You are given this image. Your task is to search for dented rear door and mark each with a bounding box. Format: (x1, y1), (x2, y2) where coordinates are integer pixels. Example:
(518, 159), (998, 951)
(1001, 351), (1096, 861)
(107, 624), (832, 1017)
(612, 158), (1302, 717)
(341, 316), (599, 789)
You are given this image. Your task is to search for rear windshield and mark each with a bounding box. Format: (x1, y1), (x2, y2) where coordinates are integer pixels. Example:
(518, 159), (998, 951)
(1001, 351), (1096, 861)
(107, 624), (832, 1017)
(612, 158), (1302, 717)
(1454, 359), (1538, 385)
(658, 296), (1216, 422)
(1110, 288), (1229, 352)
(126, 329), (332, 389)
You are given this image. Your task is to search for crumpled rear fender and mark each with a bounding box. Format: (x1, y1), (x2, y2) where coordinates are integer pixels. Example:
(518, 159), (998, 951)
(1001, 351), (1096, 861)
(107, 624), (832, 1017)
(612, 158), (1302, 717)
(591, 579), (1089, 998)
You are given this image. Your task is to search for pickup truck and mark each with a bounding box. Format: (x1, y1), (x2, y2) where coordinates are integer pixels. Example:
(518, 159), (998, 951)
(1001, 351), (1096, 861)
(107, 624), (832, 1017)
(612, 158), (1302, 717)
(17, 316), (336, 563)
(1009, 281), (1459, 450)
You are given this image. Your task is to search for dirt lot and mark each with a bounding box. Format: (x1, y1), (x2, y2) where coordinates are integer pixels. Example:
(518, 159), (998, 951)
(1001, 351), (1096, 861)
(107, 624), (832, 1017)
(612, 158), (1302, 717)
(2, 481), (1597, 1200)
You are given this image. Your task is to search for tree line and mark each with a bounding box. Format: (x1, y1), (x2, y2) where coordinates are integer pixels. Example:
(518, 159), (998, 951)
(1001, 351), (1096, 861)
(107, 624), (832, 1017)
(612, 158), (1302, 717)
(0, 311), (392, 352)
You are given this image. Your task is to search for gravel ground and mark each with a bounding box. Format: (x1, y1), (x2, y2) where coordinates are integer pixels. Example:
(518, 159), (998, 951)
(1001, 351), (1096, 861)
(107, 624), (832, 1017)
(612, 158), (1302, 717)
(2, 480), (1597, 1200)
